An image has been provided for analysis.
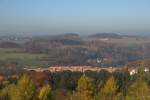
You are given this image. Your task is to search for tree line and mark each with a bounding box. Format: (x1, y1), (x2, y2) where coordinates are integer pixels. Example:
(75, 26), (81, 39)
(0, 68), (150, 100)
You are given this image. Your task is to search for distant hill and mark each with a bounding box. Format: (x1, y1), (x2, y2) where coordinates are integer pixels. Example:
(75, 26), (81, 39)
(32, 33), (83, 45)
(48, 33), (82, 45)
(88, 33), (123, 39)
(52, 33), (81, 40)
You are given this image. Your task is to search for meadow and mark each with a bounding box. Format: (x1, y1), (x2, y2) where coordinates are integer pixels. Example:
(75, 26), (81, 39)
(104, 37), (150, 45)
(0, 48), (48, 67)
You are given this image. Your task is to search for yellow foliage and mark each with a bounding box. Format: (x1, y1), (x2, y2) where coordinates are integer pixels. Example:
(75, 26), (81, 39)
(38, 84), (52, 100)
(75, 75), (94, 100)
(98, 76), (118, 100)
(126, 78), (150, 100)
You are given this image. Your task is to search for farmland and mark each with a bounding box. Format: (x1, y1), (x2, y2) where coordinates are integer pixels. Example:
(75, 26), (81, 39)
(0, 48), (48, 67)
(102, 37), (150, 45)
(0, 33), (150, 68)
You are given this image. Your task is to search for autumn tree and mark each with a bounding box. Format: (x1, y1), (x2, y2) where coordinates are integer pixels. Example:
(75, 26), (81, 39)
(74, 75), (94, 100)
(0, 74), (36, 100)
(97, 76), (118, 100)
(0, 84), (18, 100)
(0, 75), (36, 100)
(16, 74), (36, 100)
(126, 78), (150, 100)
(38, 84), (52, 100)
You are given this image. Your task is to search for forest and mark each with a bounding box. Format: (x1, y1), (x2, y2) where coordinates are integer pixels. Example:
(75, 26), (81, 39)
(0, 66), (150, 100)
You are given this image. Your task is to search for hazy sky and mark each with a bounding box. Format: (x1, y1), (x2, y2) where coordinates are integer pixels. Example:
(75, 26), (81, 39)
(0, 0), (150, 35)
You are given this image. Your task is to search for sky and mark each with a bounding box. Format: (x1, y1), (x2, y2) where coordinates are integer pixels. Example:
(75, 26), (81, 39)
(0, 0), (150, 35)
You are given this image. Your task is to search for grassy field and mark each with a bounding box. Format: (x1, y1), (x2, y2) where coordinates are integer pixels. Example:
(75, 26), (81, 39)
(102, 37), (150, 45)
(0, 48), (48, 67)
(0, 48), (23, 52)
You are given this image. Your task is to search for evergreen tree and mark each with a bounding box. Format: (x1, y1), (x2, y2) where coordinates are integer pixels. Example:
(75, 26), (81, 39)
(38, 84), (52, 100)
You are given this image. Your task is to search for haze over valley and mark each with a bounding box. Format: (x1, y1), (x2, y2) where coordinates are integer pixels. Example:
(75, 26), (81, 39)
(0, 1), (150, 100)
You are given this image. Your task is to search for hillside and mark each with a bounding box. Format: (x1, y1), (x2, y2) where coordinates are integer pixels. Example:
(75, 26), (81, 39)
(88, 33), (123, 39)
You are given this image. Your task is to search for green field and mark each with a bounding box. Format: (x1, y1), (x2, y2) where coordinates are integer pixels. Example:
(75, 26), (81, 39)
(104, 37), (150, 45)
(0, 48), (23, 52)
(0, 48), (48, 67)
